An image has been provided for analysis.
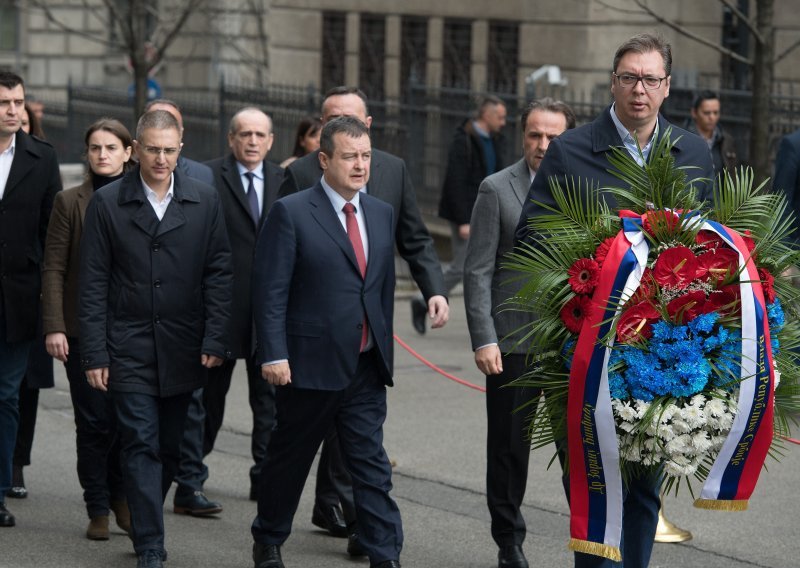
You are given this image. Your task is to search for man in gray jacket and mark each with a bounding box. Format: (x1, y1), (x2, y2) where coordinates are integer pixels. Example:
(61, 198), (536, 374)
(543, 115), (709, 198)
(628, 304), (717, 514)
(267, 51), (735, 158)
(464, 98), (575, 568)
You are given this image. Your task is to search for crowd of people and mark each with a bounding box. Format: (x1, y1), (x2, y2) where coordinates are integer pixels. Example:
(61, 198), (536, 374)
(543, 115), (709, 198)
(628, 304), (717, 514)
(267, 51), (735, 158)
(0, 29), (798, 568)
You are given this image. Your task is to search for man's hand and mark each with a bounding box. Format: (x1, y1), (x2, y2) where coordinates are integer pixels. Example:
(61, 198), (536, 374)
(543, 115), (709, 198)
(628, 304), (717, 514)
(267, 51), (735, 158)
(458, 223), (470, 240)
(45, 332), (69, 362)
(262, 361), (292, 386)
(474, 344), (503, 376)
(86, 367), (109, 392)
(427, 295), (449, 329)
(201, 354), (224, 368)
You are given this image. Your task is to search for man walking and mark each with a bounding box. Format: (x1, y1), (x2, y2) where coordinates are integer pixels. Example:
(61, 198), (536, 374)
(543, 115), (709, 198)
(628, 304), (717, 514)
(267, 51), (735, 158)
(0, 71), (61, 528)
(79, 110), (232, 568)
(465, 98), (575, 568)
(251, 116), (402, 568)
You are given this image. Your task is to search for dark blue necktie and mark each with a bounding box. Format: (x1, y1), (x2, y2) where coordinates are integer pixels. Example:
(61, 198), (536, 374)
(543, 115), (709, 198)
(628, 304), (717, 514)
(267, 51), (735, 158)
(245, 172), (260, 226)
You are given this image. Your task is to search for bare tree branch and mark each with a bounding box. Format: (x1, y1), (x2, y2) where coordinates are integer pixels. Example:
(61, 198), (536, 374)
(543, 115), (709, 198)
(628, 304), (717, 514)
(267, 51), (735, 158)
(27, 0), (120, 49)
(150, 0), (207, 69)
(718, 0), (766, 44)
(594, 0), (647, 16)
(775, 36), (800, 63)
(631, 0), (753, 66)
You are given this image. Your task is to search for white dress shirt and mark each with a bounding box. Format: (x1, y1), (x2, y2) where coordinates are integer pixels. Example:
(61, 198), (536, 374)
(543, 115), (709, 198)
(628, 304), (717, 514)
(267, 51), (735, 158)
(237, 161), (265, 213)
(141, 174), (174, 221)
(0, 135), (16, 200)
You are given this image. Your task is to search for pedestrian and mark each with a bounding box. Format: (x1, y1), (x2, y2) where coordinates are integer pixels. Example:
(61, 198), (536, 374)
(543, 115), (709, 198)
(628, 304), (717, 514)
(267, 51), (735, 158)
(251, 116), (401, 568)
(0, 70), (62, 529)
(280, 116), (322, 168)
(515, 33), (714, 568)
(42, 118), (135, 540)
(78, 109), (232, 568)
(686, 90), (739, 177)
(465, 97), (575, 568)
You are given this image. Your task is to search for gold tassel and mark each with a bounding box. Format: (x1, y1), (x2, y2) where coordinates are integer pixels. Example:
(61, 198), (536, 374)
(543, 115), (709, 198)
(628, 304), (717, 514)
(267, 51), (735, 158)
(568, 538), (623, 562)
(693, 498), (749, 511)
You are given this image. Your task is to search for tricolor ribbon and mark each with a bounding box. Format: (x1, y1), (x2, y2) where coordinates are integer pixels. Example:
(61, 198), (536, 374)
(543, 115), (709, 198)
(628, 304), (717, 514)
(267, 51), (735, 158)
(566, 211), (774, 561)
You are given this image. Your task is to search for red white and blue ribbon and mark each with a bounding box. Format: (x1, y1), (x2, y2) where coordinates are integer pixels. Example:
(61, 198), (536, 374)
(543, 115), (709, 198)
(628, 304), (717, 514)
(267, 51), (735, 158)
(567, 211), (774, 561)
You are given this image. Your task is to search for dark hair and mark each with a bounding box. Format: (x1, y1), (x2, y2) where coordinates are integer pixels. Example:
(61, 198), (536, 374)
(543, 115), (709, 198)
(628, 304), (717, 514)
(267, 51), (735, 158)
(520, 97), (577, 131)
(85, 118), (134, 172)
(612, 33), (672, 76)
(291, 116), (322, 158)
(319, 116), (370, 156)
(144, 98), (181, 114)
(136, 110), (180, 140)
(692, 90), (719, 111)
(23, 102), (45, 139)
(321, 86), (370, 116)
(0, 70), (24, 90)
(477, 95), (506, 118)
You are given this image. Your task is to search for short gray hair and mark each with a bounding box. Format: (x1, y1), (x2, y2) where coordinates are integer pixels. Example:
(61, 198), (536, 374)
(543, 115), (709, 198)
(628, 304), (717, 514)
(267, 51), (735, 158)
(136, 110), (180, 140)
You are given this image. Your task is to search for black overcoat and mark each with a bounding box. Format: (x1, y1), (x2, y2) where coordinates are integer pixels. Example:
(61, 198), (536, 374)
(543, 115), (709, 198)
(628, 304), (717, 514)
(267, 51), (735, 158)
(78, 166), (233, 397)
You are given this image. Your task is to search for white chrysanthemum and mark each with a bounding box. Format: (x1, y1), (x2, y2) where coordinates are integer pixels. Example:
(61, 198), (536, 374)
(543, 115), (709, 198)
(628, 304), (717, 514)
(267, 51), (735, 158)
(681, 404), (707, 429)
(691, 431), (713, 455)
(616, 400), (637, 422)
(711, 435), (727, 450)
(635, 400), (651, 419)
(619, 420), (636, 433)
(655, 423), (676, 442)
(774, 364), (781, 389)
(704, 397), (726, 417)
(690, 394), (706, 408)
(660, 404), (679, 423)
(665, 433), (692, 455)
(717, 410), (734, 430)
(663, 454), (693, 477)
(621, 442), (642, 462)
(671, 418), (692, 434)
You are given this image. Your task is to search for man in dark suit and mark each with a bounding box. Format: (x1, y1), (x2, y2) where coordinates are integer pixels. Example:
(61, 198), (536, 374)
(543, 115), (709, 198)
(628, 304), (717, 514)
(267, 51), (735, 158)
(79, 110), (232, 568)
(279, 86), (447, 546)
(515, 34), (713, 568)
(145, 98), (226, 517)
(251, 116), (401, 568)
(0, 71), (61, 528)
(773, 128), (800, 241)
(172, 107), (283, 511)
(465, 98), (575, 568)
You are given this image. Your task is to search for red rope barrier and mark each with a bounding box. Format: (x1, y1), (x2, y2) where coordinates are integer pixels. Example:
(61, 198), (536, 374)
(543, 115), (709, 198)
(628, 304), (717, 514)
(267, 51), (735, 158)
(393, 334), (486, 393)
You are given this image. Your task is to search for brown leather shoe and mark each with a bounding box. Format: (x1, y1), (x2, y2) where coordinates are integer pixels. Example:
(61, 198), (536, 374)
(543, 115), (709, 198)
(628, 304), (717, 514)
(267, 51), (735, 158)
(110, 500), (131, 533)
(86, 515), (110, 540)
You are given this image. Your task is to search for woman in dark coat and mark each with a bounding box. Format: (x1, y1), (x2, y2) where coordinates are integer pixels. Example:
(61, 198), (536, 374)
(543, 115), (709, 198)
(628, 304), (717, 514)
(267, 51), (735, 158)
(41, 118), (134, 540)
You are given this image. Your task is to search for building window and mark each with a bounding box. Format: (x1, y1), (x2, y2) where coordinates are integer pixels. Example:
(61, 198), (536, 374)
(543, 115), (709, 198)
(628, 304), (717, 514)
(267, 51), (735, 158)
(442, 19), (472, 89)
(322, 11), (346, 91)
(400, 16), (427, 97)
(0, 0), (18, 51)
(359, 14), (385, 100)
(487, 21), (519, 94)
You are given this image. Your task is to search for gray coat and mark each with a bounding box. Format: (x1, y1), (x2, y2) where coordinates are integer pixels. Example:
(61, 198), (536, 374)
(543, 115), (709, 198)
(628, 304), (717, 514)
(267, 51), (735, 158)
(464, 159), (534, 354)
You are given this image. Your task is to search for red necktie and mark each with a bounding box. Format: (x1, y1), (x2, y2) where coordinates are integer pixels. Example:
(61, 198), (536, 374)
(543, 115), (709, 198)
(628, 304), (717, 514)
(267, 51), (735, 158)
(343, 203), (368, 351)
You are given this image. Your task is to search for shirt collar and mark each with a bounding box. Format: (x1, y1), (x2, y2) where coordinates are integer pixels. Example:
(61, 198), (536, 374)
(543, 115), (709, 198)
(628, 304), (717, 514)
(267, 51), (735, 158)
(237, 160), (264, 179)
(472, 120), (490, 138)
(1, 133), (16, 157)
(609, 103), (659, 164)
(140, 173), (174, 202)
(321, 176), (362, 212)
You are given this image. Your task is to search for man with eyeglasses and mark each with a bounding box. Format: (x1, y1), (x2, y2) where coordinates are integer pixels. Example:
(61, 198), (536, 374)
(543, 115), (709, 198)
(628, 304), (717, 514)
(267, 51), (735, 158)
(78, 110), (233, 568)
(515, 34), (713, 568)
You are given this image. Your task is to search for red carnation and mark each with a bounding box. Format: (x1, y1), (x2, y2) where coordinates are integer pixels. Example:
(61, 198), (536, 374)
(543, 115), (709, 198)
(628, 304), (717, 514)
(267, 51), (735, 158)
(568, 258), (601, 294)
(742, 230), (757, 260)
(616, 301), (660, 343)
(560, 295), (593, 334)
(697, 248), (739, 283)
(594, 237), (616, 266)
(696, 230), (725, 251)
(653, 246), (698, 288)
(758, 267), (776, 303)
(643, 210), (680, 236)
(667, 290), (706, 324)
(704, 284), (741, 317)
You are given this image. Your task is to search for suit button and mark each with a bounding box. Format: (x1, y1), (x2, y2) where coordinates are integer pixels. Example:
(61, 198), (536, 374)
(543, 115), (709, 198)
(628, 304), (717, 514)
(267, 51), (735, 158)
(152, 242), (161, 252)
(154, 316), (161, 324)
(357, 323), (363, 330)
(154, 279), (161, 288)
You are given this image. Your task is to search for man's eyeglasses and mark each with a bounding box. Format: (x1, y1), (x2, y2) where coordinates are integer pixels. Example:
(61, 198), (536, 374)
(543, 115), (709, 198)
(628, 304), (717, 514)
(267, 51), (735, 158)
(143, 146), (180, 157)
(613, 73), (667, 90)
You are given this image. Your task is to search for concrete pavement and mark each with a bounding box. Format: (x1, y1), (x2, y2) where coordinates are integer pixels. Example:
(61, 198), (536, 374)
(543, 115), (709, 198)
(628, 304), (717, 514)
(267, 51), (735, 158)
(2, 293), (799, 567)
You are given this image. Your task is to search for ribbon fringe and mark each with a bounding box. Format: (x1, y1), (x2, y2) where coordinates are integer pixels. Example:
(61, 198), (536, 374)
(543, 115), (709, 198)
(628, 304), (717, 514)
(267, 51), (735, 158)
(568, 538), (623, 562)
(693, 498), (749, 512)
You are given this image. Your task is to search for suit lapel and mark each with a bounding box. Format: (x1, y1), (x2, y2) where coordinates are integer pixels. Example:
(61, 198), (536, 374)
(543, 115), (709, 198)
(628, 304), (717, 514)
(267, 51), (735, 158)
(3, 132), (38, 199)
(308, 184), (362, 276)
(510, 159), (530, 206)
(121, 175), (160, 237)
(222, 155), (253, 225)
(365, 152), (384, 201)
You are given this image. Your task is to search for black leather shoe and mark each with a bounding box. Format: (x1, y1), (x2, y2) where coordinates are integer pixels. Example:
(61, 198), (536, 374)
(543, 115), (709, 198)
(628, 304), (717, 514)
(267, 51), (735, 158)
(411, 297), (427, 334)
(498, 544), (529, 568)
(136, 549), (164, 568)
(347, 530), (366, 557)
(0, 503), (15, 527)
(311, 503), (347, 537)
(371, 561), (401, 568)
(173, 491), (223, 516)
(6, 465), (26, 499)
(253, 543), (284, 568)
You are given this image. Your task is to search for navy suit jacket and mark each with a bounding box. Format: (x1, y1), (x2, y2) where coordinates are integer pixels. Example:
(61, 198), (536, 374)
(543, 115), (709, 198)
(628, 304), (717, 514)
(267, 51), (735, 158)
(515, 107), (715, 243)
(253, 183), (396, 391)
